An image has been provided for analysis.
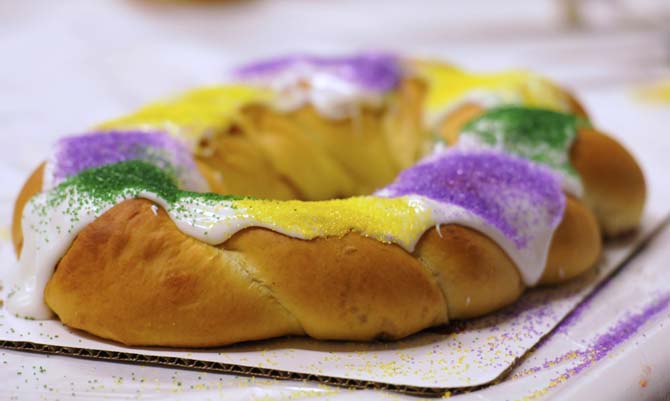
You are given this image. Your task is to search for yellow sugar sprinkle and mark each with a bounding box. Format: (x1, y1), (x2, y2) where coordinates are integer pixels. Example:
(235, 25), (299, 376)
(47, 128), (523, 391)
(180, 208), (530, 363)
(98, 84), (273, 146)
(634, 79), (670, 104)
(236, 196), (434, 249)
(414, 61), (571, 119)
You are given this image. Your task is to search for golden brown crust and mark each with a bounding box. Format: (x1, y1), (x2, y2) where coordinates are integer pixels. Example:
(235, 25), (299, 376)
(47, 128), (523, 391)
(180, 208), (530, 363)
(565, 91), (590, 118)
(194, 78), (427, 202)
(12, 163), (44, 256)
(13, 163), (602, 346)
(39, 194), (600, 346)
(382, 78), (429, 169)
(413, 225), (524, 320)
(221, 224), (447, 341)
(571, 128), (646, 237)
(539, 196), (601, 285)
(8, 81), (617, 347)
(438, 103), (485, 146)
(45, 199), (304, 347)
(195, 127), (300, 200)
(45, 199), (448, 346)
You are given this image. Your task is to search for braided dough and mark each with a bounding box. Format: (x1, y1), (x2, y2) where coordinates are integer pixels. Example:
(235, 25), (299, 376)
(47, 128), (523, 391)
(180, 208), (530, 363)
(9, 54), (643, 347)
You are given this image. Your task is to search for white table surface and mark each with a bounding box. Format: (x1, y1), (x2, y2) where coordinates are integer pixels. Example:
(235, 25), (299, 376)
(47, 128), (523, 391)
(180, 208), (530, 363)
(0, 1), (669, 400)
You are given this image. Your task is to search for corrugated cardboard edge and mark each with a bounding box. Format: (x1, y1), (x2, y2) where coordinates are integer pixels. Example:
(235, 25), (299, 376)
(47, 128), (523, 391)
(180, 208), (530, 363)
(0, 339), (452, 397)
(1, 216), (667, 398)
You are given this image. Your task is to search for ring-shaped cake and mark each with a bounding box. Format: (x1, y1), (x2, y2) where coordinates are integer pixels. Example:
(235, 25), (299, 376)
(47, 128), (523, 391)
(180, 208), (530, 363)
(8, 53), (645, 346)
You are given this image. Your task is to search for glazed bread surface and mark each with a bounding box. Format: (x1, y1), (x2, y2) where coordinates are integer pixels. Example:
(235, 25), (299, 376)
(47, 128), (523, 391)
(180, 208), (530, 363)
(13, 168), (601, 347)
(11, 55), (642, 348)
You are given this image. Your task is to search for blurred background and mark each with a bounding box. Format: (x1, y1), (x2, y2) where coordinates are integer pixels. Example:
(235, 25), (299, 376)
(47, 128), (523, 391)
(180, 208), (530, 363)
(0, 0), (668, 210)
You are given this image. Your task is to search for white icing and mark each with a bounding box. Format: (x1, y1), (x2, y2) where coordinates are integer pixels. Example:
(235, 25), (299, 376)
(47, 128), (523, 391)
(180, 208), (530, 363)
(235, 64), (386, 119)
(41, 152), (58, 192)
(160, 192), (555, 288)
(8, 190), (237, 319)
(8, 190), (113, 319)
(378, 194), (555, 286)
(9, 186), (556, 319)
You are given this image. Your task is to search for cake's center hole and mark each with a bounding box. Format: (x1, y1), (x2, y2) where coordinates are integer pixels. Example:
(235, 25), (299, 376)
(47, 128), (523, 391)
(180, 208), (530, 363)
(197, 120), (426, 201)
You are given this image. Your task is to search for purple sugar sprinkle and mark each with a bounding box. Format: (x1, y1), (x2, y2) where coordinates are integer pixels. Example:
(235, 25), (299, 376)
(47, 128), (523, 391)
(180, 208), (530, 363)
(380, 150), (565, 248)
(556, 294), (670, 381)
(232, 52), (402, 92)
(51, 131), (198, 187)
(588, 294), (670, 363)
(513, 293), (670, 383)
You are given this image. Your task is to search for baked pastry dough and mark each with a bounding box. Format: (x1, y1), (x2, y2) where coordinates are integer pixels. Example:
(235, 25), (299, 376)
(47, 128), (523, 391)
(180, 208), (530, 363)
(8, 53), (642, 347)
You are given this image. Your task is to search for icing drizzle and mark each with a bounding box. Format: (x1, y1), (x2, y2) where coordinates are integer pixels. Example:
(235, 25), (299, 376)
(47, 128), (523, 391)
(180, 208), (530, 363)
(233, 53), (401, 92)
(231, 53), (403, 118)
(379, 150), (565, 249)
(378, 150), (564, 284)
(10, 131), (565, 318)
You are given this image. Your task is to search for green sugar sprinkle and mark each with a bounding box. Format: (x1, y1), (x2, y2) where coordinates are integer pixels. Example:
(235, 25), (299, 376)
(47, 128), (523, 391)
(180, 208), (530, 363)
(54, 160), (243, 204)
(461, 106), (590, 178)
(26, 160), (247, 244)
